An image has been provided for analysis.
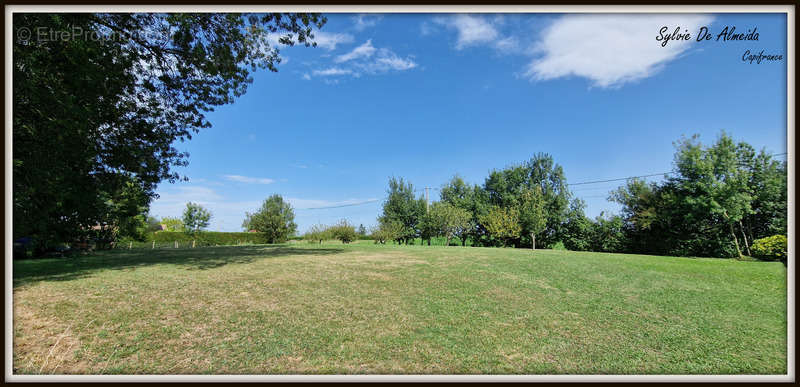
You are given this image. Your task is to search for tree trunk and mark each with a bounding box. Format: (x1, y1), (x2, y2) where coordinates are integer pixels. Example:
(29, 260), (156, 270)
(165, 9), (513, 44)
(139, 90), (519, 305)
(531, 233), (536, 250)
(461, 237), (466, 247)
(729, 223), (743, 258)
(739, 220), (751, 256)
(445, 236), (450, 247)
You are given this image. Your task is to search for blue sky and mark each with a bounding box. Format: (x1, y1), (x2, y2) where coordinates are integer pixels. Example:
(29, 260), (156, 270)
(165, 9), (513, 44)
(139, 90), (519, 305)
(149, 13), (788, 233)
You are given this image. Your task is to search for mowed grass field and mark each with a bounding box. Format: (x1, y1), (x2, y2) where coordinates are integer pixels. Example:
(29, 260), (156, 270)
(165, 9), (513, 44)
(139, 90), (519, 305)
(13, 242), (787, 374)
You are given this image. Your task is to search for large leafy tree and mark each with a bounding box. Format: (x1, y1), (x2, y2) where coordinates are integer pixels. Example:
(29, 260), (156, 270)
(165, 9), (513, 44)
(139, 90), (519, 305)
(428, 202), (471, 247)
(483, 153), (570, 247)
(440, 176), (487, 246)
(610, 132), (785, 258)
(182, 202), (212, 237)
(742, 150), (787, 241)
(561, 198), (593, 252)
(379, 177), (423, 244)
(13, 13), (325, 249)
(245, 195), (297, 243)
(671, 133), (754, 257)
(481, 205), (521, 248)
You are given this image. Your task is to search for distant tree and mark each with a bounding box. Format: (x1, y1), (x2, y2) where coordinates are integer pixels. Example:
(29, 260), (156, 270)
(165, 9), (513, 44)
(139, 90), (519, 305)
(330, 220), (358, 244)
(589, 212), (626, 253)
(518, 186), (547, 249)
(372, 220), (404, 245)
(379, 177), (423, 244)
(182, 202), (212, 237)
(245, 194), (297, 243)
(441, 176), (487, 246)
(304, 224), (331, 244)
(561, 198), (593, 251)
(483, 153), (570, 247)
(357, 224), (367, 237)
(671, 133), (753, 257)
(429, 202), (472, 247)
(481, 206), (521, 247)
(161, 217), (185, 232)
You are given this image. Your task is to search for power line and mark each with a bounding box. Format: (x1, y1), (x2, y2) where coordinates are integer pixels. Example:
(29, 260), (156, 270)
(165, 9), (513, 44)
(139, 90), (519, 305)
(568, 172), (673, 186)
(567, 152), (787, 187)
(295, 152), (788, 210)
(296, 199), (381, 211)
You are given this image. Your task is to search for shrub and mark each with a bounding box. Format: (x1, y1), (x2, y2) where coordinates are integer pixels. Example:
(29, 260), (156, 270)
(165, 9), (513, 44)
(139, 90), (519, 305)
(751, 235), (787, 261)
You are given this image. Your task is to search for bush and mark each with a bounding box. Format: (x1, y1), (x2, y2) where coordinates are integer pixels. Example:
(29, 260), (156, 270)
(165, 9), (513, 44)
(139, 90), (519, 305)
(751, 235), (787, 261)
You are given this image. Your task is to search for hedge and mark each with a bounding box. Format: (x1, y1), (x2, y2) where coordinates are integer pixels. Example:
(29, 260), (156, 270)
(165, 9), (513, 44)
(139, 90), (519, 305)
(148, 231), (271, 245)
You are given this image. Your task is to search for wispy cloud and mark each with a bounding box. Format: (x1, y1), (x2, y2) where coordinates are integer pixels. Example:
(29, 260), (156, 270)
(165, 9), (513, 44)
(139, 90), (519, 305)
(313, 31), (355, 51)
(267, 30), (354, 52)
(311, 40), (417, 80)
(223, 175), (276, 184)
(352, 14), (383, 31)
(335, 39), (377, 63)
(312, 67), (353, 77)
(525, 14), (714, 88)
(362, 51), (417, 72)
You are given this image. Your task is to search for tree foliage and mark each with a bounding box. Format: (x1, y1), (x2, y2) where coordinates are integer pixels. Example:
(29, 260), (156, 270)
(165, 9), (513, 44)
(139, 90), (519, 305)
(161, 217), (185, 232)
(372, 220), (404, 245)
(245, 194), (297, 243)
(611, 132), (786, 258)
(481, 206), (521, 247)
(428, 202), (472, 247)
(13, 13), (325, 251)
(379, 177), (424, 244)
(483, 153), (570, 247)
(182, 202), (212, 236)
(330, 220), (358, 244)
(518, 186), (547, 249)
(304, 224), (331, 244)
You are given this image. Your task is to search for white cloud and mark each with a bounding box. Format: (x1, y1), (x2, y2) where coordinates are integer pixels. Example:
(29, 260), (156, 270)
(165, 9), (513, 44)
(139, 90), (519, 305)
(302, 73), (311, 80)
(366, 50), (417, 72)
(223, 175), (276, 184)
(436, 14), (500, 50)
(525, 14), (714, 88)
(267, 31), (353, 51)
(494, 36), (520, 54)
(335, 40), (377, 63)
(352, 14), (383, 31)
(313, 31), (355, 51)
(154, 186), (223, 204)
(312, 67), (353, 77)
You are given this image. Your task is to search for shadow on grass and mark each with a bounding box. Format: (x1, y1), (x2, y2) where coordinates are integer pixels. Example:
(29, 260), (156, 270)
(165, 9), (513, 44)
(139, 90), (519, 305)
(13, 245), (345, 288)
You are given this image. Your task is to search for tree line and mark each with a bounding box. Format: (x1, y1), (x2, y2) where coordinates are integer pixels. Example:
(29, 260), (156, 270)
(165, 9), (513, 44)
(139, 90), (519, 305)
(373, 132), (787, 260)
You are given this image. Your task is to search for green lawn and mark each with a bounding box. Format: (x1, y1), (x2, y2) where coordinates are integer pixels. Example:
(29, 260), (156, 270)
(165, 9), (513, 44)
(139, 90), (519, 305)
(13, 242), (787, 374)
